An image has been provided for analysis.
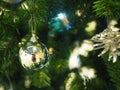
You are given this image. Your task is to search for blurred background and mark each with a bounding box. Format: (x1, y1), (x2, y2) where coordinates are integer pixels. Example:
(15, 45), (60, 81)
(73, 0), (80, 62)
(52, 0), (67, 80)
(0, 0), (120, 90)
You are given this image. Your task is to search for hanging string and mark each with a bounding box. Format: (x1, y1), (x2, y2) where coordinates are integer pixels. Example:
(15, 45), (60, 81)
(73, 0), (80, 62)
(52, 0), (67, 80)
(22, 0), (38, 42)
(106, 16), (111, 28)
(22, 0), (37, 35)
(29, 14), (37, 35)
(105, 16), (113, 33)
(29, 14), (38, 42)
(29, 0), (38, 42)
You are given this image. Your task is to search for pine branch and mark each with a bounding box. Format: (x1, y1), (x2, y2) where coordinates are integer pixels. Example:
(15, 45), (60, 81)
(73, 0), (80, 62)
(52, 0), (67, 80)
(93, 0), (120, 19)
(29, 68), (51, 88)
(102, 53), (120, 89)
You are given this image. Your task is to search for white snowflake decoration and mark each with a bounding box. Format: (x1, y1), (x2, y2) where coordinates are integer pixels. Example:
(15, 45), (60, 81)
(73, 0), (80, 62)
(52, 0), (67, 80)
(91, 26), (120, 63)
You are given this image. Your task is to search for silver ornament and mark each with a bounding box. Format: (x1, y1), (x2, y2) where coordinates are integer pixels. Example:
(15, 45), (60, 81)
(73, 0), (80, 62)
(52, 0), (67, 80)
(19, 34), (48, 70)
(92, 26), (120, 63)
(3, 0), (22, 4)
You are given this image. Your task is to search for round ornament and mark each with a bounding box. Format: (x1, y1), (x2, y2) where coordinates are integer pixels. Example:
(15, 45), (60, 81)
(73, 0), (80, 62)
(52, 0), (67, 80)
(19, 34), (48, 70)
(3, 0), (22, 4)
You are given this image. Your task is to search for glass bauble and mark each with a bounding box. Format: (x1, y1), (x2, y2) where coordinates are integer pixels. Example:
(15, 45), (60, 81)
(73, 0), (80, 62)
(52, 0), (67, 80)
(3, 0), (22, 4)
(19, 35), (48, 70)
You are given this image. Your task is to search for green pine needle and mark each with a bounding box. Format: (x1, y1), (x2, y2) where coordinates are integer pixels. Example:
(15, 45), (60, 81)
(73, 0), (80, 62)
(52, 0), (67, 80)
(93, 0), (120, 19)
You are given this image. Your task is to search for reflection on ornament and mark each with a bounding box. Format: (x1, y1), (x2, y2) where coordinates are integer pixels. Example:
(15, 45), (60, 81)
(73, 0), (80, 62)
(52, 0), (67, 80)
(19, 34), (48, 70)
(3, 0), (22, 4)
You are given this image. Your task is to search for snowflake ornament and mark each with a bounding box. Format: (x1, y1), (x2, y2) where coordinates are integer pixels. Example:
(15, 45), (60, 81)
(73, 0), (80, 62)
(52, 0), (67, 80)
(91, 26), (120, 63)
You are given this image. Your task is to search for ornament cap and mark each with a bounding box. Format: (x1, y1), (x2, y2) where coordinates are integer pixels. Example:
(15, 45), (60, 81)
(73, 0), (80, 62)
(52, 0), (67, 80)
(30, 33), (38, 42)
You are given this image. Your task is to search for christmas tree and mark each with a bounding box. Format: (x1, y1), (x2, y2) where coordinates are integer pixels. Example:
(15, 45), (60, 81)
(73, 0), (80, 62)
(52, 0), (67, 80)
(0, 0), (120, 90)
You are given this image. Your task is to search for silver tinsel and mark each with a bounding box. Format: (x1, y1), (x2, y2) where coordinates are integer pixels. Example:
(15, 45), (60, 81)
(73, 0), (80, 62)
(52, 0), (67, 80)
(91, 26), (120, 63)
